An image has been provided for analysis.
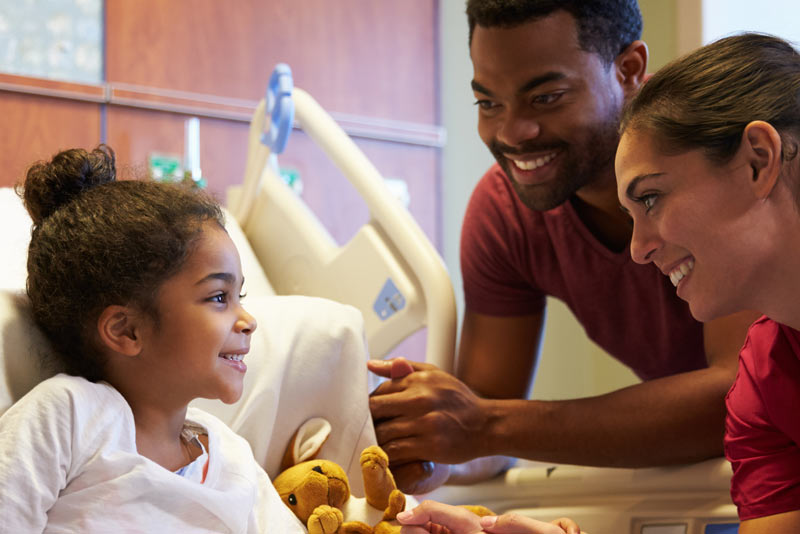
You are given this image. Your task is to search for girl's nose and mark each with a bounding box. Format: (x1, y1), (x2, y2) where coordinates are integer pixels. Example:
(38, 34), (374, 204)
(236, 307), (257, 335)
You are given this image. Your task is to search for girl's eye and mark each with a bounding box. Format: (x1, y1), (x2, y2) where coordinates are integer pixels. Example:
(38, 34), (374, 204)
(209, 292), (227, 304)
(238, 292), (247, 300)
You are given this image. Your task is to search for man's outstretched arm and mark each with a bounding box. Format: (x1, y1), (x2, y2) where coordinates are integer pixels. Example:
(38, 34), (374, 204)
(369, 309), (756, 492)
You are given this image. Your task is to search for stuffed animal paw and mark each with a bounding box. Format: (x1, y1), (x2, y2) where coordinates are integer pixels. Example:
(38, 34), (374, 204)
(308, 504), (343, 534)
(359, 445), (404, 517)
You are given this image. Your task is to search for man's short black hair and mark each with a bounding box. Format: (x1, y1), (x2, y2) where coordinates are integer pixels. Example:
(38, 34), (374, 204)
(466, 0), (643, 65)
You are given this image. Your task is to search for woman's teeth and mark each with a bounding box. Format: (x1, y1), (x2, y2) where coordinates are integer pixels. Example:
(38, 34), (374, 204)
(220, 353), (244, 361)
(669, 259), (695, 287)
(512, 153), (556, 170)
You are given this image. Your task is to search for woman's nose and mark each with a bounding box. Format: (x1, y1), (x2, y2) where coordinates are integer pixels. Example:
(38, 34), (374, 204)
(629, 218), (661, 265)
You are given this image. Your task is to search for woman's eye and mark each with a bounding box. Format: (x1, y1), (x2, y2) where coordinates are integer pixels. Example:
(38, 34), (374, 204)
(640, 194), (658, 211)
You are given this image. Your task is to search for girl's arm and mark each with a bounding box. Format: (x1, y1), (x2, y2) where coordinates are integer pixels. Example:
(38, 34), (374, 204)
(0, 378), (73, 531)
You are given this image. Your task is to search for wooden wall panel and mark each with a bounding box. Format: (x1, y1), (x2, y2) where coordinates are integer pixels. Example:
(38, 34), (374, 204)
(0, 92), (101, 187)
(105, 106), (249, 199)
(105, 108), (439, 246)
(105, 0), (438, 124)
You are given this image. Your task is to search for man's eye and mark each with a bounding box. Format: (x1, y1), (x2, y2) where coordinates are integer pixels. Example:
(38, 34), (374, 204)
(474, 99), (498, 111)
(532, 92), (562, 105)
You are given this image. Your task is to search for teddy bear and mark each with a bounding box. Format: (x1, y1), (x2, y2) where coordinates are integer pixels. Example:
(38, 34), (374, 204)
(273, 418), (492, 534)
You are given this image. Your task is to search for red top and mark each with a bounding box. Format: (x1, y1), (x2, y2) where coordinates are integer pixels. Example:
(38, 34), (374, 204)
(460, 164), (706, 380)
(725, 316), (800, 520)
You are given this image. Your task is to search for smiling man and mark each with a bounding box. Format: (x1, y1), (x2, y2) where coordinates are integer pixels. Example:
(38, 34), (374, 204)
(369, 0), (759, 495)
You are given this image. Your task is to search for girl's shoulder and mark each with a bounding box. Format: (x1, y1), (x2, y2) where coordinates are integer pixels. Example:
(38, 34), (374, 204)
(20, 373), (125, 409)
(2, 373), (131, 442)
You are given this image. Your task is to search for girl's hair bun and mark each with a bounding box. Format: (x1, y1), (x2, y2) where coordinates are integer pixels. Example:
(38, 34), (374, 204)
(21, 145), (116, 226)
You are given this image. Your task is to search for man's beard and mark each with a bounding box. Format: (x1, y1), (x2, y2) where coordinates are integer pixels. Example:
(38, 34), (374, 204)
(489, 113), (621, 212)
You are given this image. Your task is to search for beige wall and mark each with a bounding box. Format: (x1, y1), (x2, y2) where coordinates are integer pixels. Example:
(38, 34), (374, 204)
(529, 1), (698, 401)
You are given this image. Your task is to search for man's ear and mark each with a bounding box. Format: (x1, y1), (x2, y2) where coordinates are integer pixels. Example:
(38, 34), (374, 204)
(741, 120), (783, 200)
(96, 305), (144, 357)
(615, 40), (648, 96)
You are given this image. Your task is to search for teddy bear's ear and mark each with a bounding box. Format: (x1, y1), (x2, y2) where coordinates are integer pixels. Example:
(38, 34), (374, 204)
(280, 417), (332, 472)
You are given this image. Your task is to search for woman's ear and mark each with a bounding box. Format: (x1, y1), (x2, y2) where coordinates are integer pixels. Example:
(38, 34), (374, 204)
(97, 305), (144, 357)
(742, 120), (783, 200)
(616, 40), (648, 96)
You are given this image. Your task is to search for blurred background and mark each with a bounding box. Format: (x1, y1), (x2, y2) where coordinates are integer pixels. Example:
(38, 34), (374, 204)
(1, 0), (798, 401)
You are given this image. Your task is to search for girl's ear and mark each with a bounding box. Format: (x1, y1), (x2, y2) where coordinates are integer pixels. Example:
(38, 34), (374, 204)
(97, 305), (144, 357)
(742, 120), (783, 200)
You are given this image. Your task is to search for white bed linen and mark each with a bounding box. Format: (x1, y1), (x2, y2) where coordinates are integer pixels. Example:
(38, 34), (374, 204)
(0, 373), (304, 533)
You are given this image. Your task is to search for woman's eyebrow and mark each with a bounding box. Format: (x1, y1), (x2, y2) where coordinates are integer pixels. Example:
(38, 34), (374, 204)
(625, 172), (665, 200)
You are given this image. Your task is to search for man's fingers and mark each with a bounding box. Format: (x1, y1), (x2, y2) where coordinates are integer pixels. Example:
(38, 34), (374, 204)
(392, 461), (450, 494)
(368, 358), (437, 380)
(390, 357), (416, 379)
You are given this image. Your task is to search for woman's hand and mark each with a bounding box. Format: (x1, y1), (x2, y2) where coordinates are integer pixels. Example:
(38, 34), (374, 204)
(396, 500), (582, 534)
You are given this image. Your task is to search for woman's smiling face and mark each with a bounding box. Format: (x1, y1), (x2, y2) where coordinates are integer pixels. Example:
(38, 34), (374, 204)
(615, 128), (766, 322)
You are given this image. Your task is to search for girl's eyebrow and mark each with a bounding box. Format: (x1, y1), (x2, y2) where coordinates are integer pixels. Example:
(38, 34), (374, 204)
(625, 172), (665, 200)
(196, 272), (236, 285)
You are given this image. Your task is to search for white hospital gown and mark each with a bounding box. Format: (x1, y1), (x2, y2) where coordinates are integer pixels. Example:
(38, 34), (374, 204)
(0, 373), (304, 533)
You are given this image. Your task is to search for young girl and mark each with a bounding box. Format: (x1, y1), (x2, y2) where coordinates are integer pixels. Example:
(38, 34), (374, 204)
(615, 34), (800, 531)
(0, 146), (304, 532)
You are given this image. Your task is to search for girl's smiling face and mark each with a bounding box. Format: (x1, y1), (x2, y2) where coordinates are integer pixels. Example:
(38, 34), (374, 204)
(137, 222), (257, 406)
(615, 129), (767, 323)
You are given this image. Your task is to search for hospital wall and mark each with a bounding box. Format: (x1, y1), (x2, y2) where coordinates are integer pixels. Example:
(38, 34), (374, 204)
(0, 1), (440, 360)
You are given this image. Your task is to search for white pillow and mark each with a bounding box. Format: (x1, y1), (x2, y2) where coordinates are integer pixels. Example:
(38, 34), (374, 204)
(0, 290), (59, 415)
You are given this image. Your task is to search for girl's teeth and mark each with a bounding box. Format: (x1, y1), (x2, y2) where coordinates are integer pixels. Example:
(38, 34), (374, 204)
(221, 354), (243, 361)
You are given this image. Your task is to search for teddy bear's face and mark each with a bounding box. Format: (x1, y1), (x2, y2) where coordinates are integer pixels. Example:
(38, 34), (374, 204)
(273, 459), (351, 522)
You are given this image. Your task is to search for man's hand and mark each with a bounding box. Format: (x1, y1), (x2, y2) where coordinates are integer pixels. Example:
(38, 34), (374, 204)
(368, 359), (492, 492)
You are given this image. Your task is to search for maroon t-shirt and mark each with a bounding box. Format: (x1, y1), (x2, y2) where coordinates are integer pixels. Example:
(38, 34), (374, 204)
(460, 164), (706, 380)
(725, 317), (800, 520)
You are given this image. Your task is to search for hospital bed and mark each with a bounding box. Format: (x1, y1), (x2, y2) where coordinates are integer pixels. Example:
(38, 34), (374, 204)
(0, 65), (739, 533)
